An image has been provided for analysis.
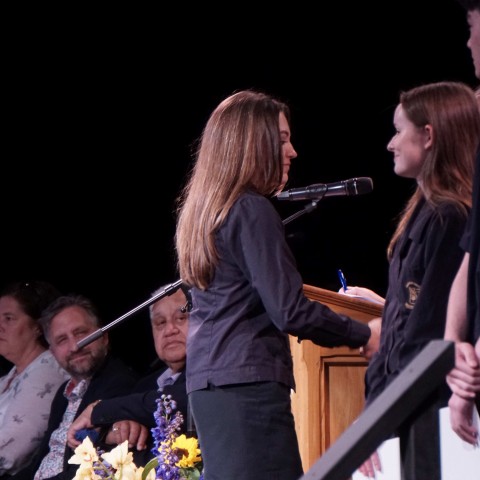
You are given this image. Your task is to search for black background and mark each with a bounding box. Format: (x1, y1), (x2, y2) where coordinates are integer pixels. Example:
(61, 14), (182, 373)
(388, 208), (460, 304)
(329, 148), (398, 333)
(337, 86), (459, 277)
(1, 0), (477, 373)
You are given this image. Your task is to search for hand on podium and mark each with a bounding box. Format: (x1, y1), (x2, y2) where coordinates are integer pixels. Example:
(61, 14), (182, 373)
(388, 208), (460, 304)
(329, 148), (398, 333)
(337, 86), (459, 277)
(359, 317), (382, 360)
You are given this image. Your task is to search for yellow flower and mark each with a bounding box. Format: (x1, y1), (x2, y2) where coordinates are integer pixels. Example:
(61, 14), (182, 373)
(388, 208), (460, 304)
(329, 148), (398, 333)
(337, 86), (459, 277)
(68, 436), (99, 466)
(101, 440), (137, 479)
(171, 434), (202, 468)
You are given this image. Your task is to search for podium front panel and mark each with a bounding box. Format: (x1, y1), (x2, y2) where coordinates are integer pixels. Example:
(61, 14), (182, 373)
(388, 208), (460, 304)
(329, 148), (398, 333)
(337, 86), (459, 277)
(290, 284), (383, 472)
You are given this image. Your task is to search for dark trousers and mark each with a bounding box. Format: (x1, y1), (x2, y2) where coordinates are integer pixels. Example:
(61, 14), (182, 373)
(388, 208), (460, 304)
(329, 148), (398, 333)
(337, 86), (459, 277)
(397, 389), (448, 480)
(190, 381), (303, 480)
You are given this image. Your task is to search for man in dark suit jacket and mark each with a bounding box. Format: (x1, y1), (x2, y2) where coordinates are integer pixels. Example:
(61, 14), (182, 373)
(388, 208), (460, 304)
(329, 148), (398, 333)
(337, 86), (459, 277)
(66, 284), (191, 466)
(10, 294), (138, 480)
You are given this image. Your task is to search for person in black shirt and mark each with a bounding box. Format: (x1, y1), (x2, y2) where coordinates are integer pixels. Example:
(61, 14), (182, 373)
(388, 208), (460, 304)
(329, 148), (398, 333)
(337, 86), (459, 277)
(11, 294), (138, 480)
(344, 82), (480, 477)
(444, 0), (480, 447)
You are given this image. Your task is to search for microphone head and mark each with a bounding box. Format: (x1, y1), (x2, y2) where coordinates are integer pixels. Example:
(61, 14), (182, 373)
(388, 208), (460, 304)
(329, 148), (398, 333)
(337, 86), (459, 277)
(346, 177), (373, 195)
(276, 177), (374, 201)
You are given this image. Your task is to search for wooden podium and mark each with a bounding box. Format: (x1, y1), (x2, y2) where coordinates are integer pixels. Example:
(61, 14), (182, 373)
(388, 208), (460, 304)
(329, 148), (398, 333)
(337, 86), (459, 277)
(290, 284), (383, 473)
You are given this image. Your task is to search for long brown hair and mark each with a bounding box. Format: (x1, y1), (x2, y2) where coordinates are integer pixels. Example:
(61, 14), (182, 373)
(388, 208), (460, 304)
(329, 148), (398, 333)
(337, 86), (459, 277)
(388, 81), (480, 259)
(175, 90), (290, 289)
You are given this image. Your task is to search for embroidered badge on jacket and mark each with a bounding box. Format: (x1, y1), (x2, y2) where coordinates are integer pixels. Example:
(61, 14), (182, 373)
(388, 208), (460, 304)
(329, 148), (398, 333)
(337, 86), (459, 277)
(405, 281), (420, 310)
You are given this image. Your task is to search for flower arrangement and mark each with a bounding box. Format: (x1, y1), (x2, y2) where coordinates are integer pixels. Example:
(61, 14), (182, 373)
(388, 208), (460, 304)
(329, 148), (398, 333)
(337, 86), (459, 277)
(68, 436), (153, 480)
(143, 394), (203, 480)
(68, 394), (203, 480)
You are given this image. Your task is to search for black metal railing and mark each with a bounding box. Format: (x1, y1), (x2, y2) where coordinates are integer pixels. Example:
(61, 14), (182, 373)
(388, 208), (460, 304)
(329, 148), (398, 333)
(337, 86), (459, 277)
(300, 340), (454, 480)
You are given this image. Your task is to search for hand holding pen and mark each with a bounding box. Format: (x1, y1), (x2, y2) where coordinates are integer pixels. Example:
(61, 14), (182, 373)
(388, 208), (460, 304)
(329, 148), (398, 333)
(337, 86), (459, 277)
(336, 270), (386, 305)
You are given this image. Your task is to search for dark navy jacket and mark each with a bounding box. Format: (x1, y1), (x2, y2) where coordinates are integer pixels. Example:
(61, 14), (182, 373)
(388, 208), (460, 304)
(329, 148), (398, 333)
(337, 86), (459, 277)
(187, 190), (371, 394)
(365, 199), (469, 406)
(12, 355), (138, 480)
(91, 369), (188, 467)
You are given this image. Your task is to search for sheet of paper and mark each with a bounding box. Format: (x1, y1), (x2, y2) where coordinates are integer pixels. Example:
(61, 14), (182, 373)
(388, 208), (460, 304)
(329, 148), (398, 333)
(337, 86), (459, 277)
(352, 437), (400, 480)
(343, 294), (384, 305)
(439, 405), (480, 480)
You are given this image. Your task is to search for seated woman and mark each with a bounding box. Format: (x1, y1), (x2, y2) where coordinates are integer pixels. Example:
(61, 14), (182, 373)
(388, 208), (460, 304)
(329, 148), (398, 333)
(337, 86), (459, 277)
(0, 280), (70, 478)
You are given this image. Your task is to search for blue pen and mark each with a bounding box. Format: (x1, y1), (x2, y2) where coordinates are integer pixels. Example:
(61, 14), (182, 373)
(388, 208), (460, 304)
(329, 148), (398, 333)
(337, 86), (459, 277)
(337, 269), (348, 292)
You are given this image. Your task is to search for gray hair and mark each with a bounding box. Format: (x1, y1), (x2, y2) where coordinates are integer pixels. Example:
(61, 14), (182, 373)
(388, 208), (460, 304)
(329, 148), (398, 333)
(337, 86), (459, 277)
(148, 283), (188, 318)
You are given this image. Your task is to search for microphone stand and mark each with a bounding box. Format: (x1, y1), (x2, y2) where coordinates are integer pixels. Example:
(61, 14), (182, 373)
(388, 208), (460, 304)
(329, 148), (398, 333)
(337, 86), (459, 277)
(76, 278), (184, 349)
(76, 197), (321, 350)
(282, 199), (320, 225)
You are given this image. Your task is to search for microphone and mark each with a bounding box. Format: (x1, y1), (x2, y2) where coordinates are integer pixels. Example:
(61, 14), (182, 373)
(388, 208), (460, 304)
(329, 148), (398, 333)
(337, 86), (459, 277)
(277, 177), (373, 201)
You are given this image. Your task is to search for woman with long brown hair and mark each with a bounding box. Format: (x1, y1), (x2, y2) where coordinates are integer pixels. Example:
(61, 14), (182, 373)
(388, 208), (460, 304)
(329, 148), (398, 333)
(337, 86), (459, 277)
(175, 89), (375, 479)
(343, 81), (480, 477)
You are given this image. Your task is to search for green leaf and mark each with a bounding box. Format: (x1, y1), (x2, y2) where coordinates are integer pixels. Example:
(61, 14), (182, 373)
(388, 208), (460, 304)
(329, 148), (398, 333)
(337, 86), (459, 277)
(179, 467), (202, 479)
(142, 457), (158, 479)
